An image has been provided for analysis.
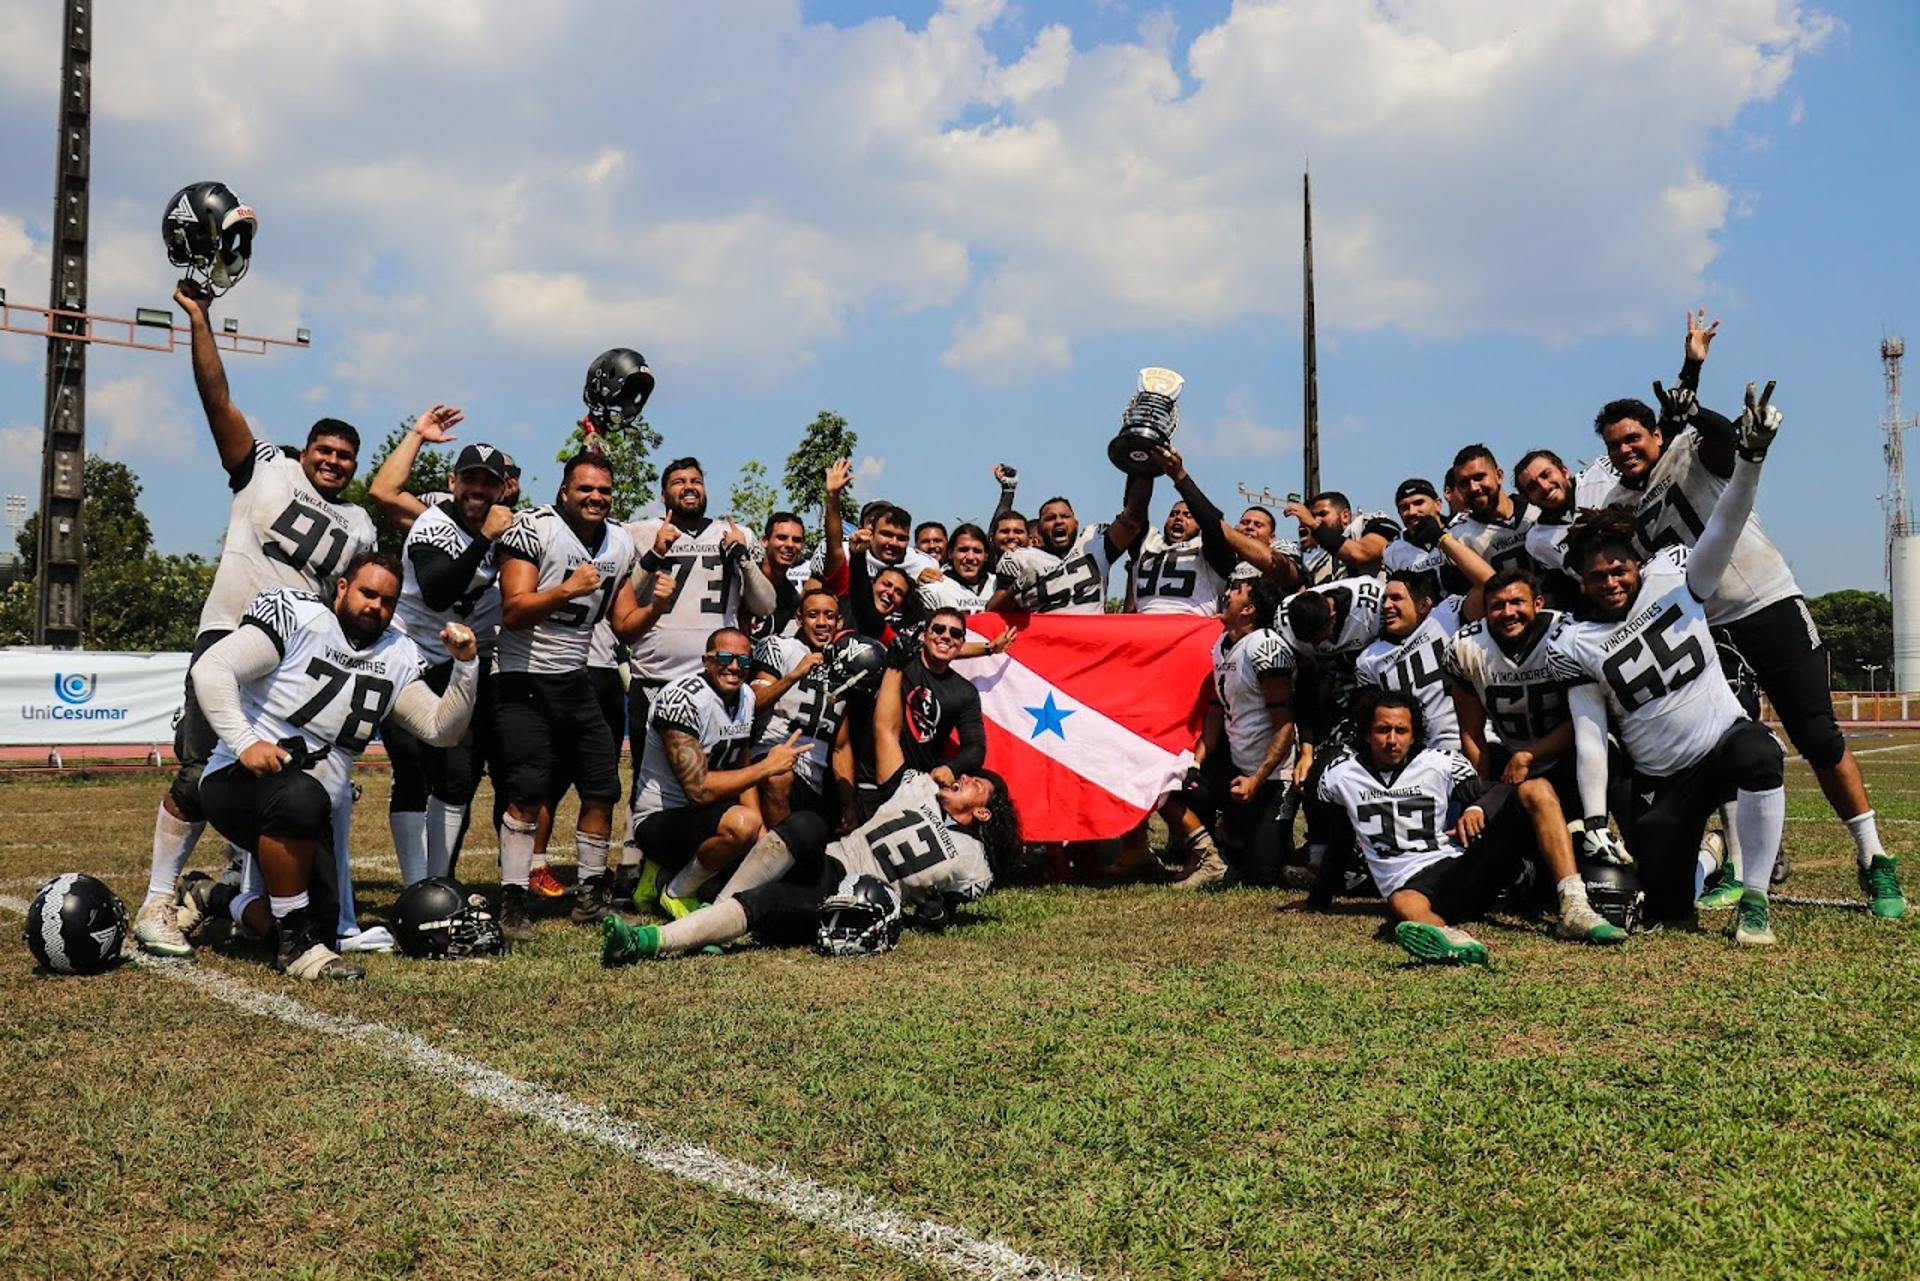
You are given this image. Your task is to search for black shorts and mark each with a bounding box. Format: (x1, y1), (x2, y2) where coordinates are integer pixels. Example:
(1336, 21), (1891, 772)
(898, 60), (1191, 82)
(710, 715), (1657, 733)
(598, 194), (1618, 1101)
(632, 801), (736, 869)
(627, 677), (663, 773)
(1479, 743), (1583, 819)
(167, 629), (232, 821)
(201, 761), (333, 853)
(1393, 806), (1527, 924)
(589, 665), (626, 758)
(735, 813), (840, 946)
(1629, 718), (1785, 920)
(386, 659), (493, 810)
(492, 671), (622, 807)
(1715, 596), (1844, 769)
(1192, 754), (1294, 886)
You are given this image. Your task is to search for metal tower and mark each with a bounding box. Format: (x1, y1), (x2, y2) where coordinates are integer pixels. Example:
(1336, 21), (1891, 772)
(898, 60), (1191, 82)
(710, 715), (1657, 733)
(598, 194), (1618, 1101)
(1301, 171), (1320, 498)
(1883, 336), (1914, 555)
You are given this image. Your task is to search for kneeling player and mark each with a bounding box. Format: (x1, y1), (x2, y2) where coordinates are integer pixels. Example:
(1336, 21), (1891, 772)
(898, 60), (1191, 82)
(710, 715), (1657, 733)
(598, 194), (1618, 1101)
(749, 590), (863, 826)
(1319, 689), (1624, 966)
(603, 663), (1021, 962)
(193, 555), (478, 980)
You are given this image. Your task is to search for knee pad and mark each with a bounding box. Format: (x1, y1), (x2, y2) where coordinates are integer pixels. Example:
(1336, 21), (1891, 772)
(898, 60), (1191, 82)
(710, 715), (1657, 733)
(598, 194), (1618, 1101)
(1726, 723), (1786, 792)
(265, 774), (334, 839)
(168, 762), (208, 824)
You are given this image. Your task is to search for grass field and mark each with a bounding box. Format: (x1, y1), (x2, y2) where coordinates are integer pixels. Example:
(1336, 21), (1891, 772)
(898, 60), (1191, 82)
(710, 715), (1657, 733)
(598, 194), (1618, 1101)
(4, 735), (1920, 1279)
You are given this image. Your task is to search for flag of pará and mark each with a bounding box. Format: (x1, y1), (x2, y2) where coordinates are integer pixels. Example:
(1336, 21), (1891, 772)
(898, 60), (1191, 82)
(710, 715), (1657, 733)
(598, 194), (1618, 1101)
(953, 613), (1218, 842)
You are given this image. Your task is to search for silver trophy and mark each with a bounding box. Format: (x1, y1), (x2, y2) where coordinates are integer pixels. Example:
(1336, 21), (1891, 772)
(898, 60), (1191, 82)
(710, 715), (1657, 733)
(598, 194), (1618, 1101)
(1108, 367), (1184, 475)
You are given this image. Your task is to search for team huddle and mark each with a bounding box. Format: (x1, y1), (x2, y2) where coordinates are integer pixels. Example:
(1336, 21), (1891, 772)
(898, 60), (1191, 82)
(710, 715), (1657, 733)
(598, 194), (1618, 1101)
(126, 290), (1904, 980)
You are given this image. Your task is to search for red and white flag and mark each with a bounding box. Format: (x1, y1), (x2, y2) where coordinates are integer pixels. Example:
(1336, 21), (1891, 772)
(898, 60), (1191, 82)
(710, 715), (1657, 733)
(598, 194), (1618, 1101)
(954, 613), (1217, 842)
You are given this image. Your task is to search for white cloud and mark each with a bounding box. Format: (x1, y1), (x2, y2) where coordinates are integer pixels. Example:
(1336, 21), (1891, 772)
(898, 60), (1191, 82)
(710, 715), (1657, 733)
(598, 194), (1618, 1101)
(87, 375), (194, 461)
(1182, 389), (1297, 459)
(0, 423), (38, 486)
(855, 455), (888, 485)
(941, 311), (1072, 384)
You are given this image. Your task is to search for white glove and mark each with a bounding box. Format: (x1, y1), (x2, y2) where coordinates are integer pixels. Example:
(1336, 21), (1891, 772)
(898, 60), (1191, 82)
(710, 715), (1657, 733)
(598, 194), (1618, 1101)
(1572, 819), (1632, 866)
(1735, 380), (1781, 461)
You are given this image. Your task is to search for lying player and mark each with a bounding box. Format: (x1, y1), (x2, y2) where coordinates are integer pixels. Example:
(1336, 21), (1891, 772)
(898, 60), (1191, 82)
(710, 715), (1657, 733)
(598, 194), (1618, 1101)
(601, 659), (1022, 962)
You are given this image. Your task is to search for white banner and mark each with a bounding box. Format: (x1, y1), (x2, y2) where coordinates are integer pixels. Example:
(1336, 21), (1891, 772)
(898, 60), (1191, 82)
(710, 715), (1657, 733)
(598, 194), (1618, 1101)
(0, 649), (190, 746)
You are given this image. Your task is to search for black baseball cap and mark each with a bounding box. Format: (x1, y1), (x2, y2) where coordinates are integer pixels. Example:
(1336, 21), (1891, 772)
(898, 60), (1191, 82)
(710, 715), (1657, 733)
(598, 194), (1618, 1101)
(454, 443), (510, 479)
(1394, 477), (1438, 504)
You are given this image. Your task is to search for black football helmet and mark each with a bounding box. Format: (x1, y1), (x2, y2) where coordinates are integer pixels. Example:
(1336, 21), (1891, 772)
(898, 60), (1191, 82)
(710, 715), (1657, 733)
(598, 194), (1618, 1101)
(161, 181), (257, 295)
(1579, 859), (1645, 933)
(393, 877), (506, 959)
(822, 633), (887, 701)
(24, 872), (127, 975)
(815, 875), (903, 957)
(582, 348), (655, 433)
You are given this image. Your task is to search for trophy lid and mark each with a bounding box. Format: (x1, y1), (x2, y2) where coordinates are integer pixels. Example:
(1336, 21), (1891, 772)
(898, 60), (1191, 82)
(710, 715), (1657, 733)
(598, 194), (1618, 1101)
(1137, 367), (1184, 401)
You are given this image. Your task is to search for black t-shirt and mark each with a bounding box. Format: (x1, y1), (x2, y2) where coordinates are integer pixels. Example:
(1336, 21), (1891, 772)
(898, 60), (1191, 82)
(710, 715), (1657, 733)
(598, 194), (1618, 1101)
(899, 656), (986, 776)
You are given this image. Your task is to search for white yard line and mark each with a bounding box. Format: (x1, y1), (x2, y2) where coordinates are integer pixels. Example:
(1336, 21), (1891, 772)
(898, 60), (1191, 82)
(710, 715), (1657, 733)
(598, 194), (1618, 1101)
(0, 893), (1090, 1281)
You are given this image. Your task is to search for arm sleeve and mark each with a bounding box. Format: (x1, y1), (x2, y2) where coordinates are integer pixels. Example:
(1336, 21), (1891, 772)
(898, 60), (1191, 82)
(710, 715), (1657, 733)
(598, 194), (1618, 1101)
(409, 538), (493, 612)
(385, 658), (477, 748)
(992, 476), (1018, 525)
(947, 681), (987, 776)
(1174, 474), (1238, 576)
(1568, 682), (1612, 824)
(1689, 406), (1738, 477)
(191, 625), (285, 756)
(1685, 452), (1761, 601)
(735, 549), (776, 619)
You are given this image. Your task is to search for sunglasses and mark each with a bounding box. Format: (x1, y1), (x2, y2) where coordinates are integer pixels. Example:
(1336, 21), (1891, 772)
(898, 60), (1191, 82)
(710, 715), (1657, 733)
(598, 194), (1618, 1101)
(705, 652), (752, 668)
(925, 623), (966, 639)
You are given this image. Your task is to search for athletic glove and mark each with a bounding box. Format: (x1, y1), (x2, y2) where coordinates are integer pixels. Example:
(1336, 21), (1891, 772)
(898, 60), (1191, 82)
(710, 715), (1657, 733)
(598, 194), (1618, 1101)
(1651, 379), (1698, 427)
(1572, 817), (1631, 866)
(1403, 513), (1444, 550)
(1735, 379), (1781, 462)
(885, 624), (923, 670)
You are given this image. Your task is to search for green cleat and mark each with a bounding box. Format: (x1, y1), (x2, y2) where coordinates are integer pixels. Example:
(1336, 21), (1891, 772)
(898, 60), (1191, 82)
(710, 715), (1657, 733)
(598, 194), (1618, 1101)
(600, 915), (660, 967)
(1732, 889), (1776, 946)
(1696, 856), (1743, 911)
(1859, 855), (1906, 920)
(1555, 903), (1628, 945)
(657, 890), (704, 921)
(1395, 921), (1489, 966)
(632, 858), (664, 915)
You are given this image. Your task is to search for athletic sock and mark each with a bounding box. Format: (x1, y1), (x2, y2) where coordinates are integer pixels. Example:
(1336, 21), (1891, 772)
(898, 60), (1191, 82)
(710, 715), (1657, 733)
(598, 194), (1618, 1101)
(425, 799), (466, 879)
(1735, 787), (1787, 896)
(499, 814), (537, 889)
(664, 860), (709, 901)
(619, 841), (644, 869)
(268, 891), (310, 919)
(657, 898), (748, 955)
(1694, 847), (1715, 899)
(1556, 874), (1593, 916)
(389, 810), (428, 886)
(1846, 810), (1887, 870)
(575, 830), (610, 882)
(146, 802), (204, 903)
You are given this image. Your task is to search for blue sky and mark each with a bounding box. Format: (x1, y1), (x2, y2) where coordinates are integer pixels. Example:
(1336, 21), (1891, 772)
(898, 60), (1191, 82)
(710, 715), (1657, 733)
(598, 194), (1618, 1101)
(1, 1), (1916, 594)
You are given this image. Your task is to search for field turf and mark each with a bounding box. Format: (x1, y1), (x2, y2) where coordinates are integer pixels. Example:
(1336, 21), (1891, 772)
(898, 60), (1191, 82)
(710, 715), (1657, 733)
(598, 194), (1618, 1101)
(3, 734), (1919, 1279)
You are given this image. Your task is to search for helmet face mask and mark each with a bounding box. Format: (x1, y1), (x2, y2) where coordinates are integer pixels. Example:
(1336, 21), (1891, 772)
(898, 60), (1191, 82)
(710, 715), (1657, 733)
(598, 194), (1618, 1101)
(162, 181), (257, 297)
(583, 348), (655, 433)
(393, 877), (506, 959)
(815, 874), (902, 957)
(1578, 859), (1645, 933)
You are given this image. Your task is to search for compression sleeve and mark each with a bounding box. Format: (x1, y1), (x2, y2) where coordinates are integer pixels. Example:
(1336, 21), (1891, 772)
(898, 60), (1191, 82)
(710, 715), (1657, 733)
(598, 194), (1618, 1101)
(737, 555), (775, 619)
(1568, 683), (1612, 825)
(191, 625), (285, 756)
(947, 680), (987, 777)
(385, 658), (477, 748)
(409, 538), (493, 612)
(1685, 451), (1761, 602)
(1174, 474), (1238, 577)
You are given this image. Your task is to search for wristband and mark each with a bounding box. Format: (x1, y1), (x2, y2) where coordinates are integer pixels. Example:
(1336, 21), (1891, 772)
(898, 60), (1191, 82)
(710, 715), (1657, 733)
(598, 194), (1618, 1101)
(1311, 524), (1348, 554)
(639, 550), (665, 573)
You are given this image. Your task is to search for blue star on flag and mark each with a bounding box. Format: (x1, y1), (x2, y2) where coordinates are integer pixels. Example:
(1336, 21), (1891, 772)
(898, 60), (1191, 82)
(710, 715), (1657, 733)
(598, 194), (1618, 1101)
(1024, 691), (1076, 740)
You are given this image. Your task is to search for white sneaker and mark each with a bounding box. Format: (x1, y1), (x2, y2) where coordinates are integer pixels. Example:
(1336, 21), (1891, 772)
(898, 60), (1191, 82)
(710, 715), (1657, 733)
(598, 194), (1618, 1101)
(1555, 902), (1628, 944)
(280, 941), (365, 981)
(133, 896), (192, 957)
(1172, 843), (1229, 890)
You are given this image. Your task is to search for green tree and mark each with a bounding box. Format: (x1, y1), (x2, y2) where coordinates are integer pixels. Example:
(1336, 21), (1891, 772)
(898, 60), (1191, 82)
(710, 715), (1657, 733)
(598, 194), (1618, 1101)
(1807, 589), (1893, 690)
(340, 422), (455, 556)
(557, 417), (664, 520)
(783, 410), (858, 547)
(3, 456), (215, 651)
(727, 459), (780, 536)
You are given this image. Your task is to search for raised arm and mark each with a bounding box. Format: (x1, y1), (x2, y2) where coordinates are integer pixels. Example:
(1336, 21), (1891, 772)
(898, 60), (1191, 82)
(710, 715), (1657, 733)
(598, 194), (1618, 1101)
(384, 627), (479, 747)
(821, 458), (853, 581)
(1433, 525), (1496, 620)
(991, 463), (1019, 526)
(173, 281), (253, 471)
(1153, 445), (1238, 576)
(369, 405), (464, 531)
(725, 520), (775, 618)
(874, 667), (908, 784)
(1103, 472), (1154, 560)
(1685, 381), (1775, 602)
(608, 567), (675, 643)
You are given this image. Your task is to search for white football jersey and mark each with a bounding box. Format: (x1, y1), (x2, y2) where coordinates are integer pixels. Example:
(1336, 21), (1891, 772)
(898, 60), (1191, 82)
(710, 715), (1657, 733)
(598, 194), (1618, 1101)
(1547, 547), (1748, 777)
(1277, 578), (1385, 659)
(199, 441), (378, 635)
(1354, 596), (1466, 751)
(1300, 512), (1395, 586)
(829, 770), (992, 906)
(750, 636), (848, 789)
(916, 571), (999, 616)
(1446, 611), (1575, 746)
(393, 503), (500, 665)
(1446, 503), (1536, 576)
(1133, 528), (1229, 616)
(997, 525), (1119, 614)
(808, 542), (939, 583)
(1523, 514), (1574, 577)
(1211, 627), (1296, 774)
(587, 621), (621, 669)
(494, 507), (636, 675)
(208, 588), (426, 806)
(1382, 537), (1449, 578)
(630, 673), (758, 818)
(1318, 748), (1478, 896)
(1575, 456), (1620, 508)
(625, 517), (751, 682)
(1600, 428), (1799, 624)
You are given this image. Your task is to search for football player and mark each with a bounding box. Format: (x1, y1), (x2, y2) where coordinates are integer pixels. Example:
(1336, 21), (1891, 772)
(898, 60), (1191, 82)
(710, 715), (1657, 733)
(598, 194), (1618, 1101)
(135, 280), (377, 957)
(1381, 479), (1454, 584)
(991, 510), (1031, 556)
(601, 657), (1021, 963)
(743, 511), (809, 643)
(1354, 554), (1494, 753)
(1555, 383), (1790, 941)
(1234, 503), (1305, 592)
(1318, 689), (1624, 967)
(1134, 446), (1296, 612)
(192, 553), (477, 980)
(749, 591), (862, 827)
(1446, 444), (1536, 576)
(1591, 313), (1902, 917)
(988, 476), (1151, 615)
(914, 523), (1001, 615)
(915, 521), (949, 564)
(628, 628), (806, 917)
(1283, 491), (1398, 586)
(493, 452), (661, 937)
(1513, 448), (1585, 608)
